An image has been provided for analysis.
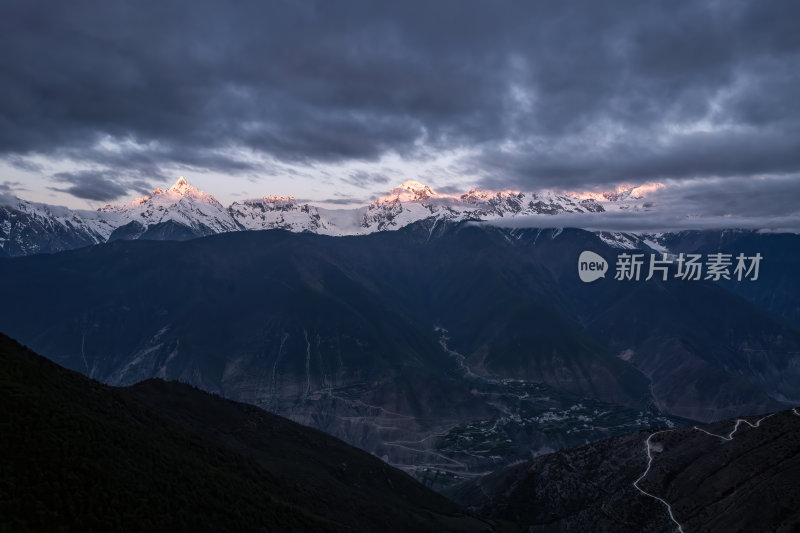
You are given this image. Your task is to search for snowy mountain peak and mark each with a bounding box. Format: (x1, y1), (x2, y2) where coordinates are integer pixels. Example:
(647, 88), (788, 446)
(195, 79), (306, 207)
(91, 176), (240, 237)
(260, 195), (296, 204)
(597, 183), (664, 202)
(167, 176), (200, 196)
(602, 187), (636, 202)
(376, 180), (438, 203)
(398, 179), (434, 193)
(1, 176), (668, 257)
(124, 177), (215, 208)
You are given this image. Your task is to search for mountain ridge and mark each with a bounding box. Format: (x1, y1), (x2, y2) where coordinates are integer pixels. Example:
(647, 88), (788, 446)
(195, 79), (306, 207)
(1, 176), (656, 256)
(0, 332), (496, 532)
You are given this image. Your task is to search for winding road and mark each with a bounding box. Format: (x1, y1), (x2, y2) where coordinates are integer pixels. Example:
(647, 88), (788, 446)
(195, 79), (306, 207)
(632, 430), (685, 533)
(633, 409), (797, 533)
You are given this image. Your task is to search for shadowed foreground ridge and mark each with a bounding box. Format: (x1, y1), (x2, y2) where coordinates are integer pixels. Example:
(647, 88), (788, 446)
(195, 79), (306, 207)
(0, 333), (496, 533)
(446, 409), (800, 533)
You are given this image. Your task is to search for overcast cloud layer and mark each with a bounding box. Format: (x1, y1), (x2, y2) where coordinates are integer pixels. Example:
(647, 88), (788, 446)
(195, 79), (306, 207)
(0, 1), (798, 227)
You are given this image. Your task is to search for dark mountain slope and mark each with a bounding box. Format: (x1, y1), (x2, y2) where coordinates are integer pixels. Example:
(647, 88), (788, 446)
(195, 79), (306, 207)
(108, 220), (215, 242)
(0, 226), (652, 473)
(660, 230), (800, 327)
(0, 334), (495, 533)
(489, 226), (800, 420)
(376, 224), (651, 407)
(0, 222), (797, 476)
(446, 408), (800, 533)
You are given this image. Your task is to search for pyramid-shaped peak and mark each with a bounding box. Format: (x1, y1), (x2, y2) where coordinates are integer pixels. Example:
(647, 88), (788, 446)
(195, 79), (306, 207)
(169, 176), (195, 192)
(373, 180), (439, 204)
(134, 176), (217, 205)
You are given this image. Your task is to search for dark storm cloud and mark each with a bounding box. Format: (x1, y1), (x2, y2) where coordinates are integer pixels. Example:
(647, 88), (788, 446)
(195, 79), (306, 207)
(476, 128), (800, 191)
(50, 170), (151, 202)
(315, 196), (370, 206)
(481, 174), (800, 233)
(6, 156), (43, 173)
(0, 0), (506, 167)
(343, 171), (390, 188)
(482, 210), (800, 234)
(433, 184), (465, 195)
(0, 180), (24, 193)
(650, 175), (800, 218)
(1, 0), (799, 203)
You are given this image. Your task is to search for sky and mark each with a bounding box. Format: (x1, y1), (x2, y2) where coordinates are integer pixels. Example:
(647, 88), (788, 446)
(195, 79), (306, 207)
(0, 1), (799, 229)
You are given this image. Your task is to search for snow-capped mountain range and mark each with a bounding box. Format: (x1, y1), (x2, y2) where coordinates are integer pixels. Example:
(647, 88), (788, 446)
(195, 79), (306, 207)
(0, 177), (655, 256)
